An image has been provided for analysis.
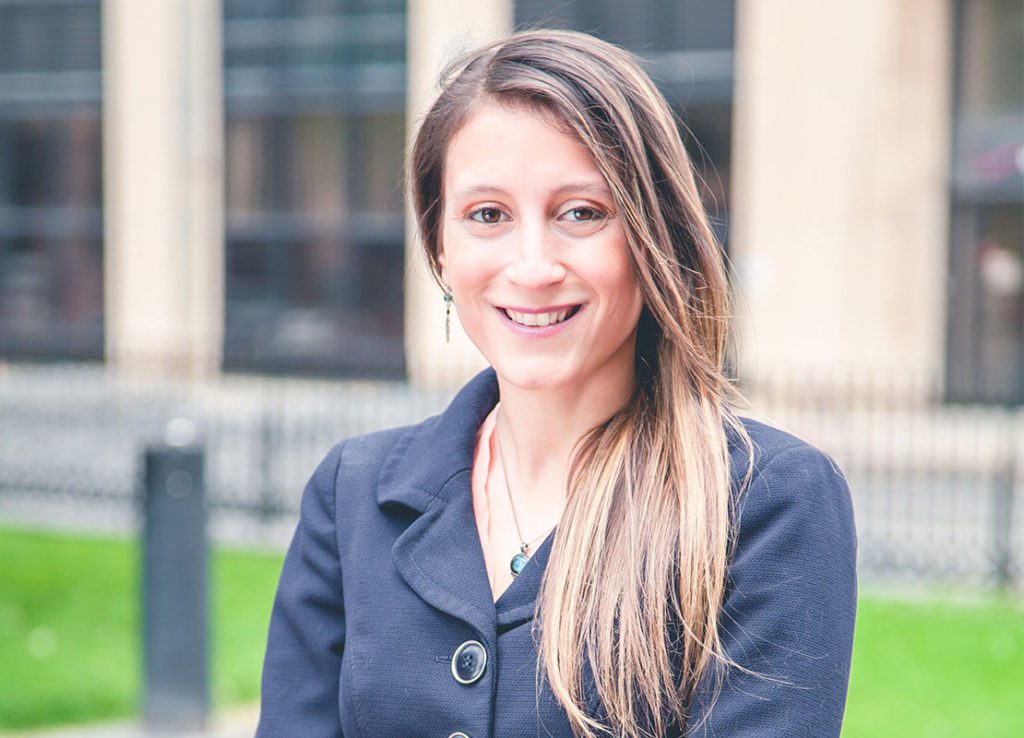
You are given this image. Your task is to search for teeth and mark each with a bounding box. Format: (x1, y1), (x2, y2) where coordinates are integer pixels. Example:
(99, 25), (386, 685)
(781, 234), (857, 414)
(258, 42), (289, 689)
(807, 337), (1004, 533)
(505, 308), (572, 327)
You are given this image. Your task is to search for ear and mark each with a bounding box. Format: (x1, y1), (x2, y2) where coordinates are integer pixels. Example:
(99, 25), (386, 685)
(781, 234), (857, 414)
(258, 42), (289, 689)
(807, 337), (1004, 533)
(436, 243), (448, 287)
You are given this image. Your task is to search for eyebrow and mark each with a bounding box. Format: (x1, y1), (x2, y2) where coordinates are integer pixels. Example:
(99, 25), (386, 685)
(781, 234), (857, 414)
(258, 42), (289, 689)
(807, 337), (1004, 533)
(450, 185), (511, 201)
(451, 181), (613, 201)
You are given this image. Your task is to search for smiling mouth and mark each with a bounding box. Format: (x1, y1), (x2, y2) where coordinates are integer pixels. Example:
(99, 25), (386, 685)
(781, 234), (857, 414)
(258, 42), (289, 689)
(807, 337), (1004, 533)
(500, 305), (582, 327)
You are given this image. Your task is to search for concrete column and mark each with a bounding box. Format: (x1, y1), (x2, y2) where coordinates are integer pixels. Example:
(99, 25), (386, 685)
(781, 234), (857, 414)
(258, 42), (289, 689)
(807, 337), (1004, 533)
(404, 0), (513, 388)
(103, 0), (225, 378)
(730, 0), (952, 387)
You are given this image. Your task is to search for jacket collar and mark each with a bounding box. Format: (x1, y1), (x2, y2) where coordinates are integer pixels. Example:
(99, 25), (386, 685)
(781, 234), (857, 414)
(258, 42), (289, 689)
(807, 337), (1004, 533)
(377, 368), (546, 633)
(376, 367), (500, 513)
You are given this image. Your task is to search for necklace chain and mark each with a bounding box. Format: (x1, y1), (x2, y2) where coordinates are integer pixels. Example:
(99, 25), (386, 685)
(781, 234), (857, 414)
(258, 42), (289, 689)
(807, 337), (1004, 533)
(494, 408), (552, 556)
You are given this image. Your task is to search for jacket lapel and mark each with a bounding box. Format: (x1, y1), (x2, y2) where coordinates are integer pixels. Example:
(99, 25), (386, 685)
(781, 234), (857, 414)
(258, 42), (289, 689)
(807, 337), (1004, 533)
(391, 468), (497, 634)
(376, 368), (503, 635)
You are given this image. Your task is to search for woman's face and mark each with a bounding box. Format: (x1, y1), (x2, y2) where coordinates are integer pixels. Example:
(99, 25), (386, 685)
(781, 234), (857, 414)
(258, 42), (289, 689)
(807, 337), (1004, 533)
(439, 102), (644, 394)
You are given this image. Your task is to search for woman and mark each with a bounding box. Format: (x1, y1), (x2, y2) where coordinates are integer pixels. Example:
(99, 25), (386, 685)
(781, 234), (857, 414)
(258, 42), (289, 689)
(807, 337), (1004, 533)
(257, 29), (856, 738)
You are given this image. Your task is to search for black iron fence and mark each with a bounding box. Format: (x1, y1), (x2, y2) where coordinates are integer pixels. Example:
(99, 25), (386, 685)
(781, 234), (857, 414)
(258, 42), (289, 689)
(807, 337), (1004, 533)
(0, 361), (1020, 589)
(741, 371), (1023, 589)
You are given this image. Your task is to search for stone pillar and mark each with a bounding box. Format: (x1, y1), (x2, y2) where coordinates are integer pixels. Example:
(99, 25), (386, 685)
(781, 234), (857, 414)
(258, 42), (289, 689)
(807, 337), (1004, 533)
(103, 0), (225, 377)
(404, 0), (513, 388)
(730, 0), (952, 388)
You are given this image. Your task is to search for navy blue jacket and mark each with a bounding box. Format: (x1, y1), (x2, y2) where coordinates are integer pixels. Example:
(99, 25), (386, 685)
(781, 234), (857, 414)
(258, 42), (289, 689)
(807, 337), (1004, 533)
(256, 369), (857, 737)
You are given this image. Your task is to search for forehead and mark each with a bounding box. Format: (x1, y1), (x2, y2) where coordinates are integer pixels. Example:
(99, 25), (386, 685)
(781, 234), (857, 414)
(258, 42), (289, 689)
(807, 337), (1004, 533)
(442, 101), (606, 195)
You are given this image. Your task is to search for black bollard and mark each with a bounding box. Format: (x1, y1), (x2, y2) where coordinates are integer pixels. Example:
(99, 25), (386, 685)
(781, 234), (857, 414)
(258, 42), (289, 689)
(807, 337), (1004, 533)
(142, 419), (209, 732)
(992, 451), (1018, 590)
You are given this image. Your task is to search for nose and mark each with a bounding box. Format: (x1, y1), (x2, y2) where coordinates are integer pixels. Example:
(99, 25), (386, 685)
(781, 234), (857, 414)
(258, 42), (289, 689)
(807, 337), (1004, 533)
(503, 222), (567, 289)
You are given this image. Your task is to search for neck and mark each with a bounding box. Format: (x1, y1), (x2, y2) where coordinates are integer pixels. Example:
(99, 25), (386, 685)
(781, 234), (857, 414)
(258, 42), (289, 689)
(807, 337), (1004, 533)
(494, 363), (636, 504)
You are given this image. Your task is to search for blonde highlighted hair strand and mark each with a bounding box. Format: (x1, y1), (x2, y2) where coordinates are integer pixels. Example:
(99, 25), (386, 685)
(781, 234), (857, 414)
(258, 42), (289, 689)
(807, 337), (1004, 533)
(409, 29), (756, 738)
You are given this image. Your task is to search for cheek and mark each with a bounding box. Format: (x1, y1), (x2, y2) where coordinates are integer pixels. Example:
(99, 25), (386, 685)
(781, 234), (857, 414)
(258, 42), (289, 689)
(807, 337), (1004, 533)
(445, 254), (489, 294)
(599, 269), (644, 335)
(441, 233), (496, 293)
(593, 248), (642, 309)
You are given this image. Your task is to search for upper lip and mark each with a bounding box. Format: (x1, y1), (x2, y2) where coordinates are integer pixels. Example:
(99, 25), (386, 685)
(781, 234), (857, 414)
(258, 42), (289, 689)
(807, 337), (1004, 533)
(497, 303), (581, 314)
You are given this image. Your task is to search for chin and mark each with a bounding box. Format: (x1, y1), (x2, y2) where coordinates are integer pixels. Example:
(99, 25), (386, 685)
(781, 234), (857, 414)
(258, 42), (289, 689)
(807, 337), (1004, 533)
(491, 357), (578, 393)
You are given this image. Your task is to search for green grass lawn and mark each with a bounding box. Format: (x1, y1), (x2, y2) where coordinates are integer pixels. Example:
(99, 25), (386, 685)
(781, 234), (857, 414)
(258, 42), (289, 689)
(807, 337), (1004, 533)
(0, 525), (1021, 735)
(0, 525), (283, 731)
(844, 592), (1024, 738)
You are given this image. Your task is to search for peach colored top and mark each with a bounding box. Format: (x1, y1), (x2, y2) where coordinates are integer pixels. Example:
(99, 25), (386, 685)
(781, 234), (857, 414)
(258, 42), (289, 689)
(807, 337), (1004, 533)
(471, 405), (501, 597)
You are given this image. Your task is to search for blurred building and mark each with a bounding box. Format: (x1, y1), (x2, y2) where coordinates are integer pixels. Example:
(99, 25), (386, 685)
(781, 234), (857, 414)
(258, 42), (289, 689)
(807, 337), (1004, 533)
(221, 0), (406, 376)
(0, 0), (1020, 402)
(0, 1), (103, 360)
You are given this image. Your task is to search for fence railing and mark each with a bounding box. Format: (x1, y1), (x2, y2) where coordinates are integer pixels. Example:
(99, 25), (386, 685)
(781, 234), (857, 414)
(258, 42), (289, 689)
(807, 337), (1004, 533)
(740, 371), (1023, 589)
(0, 361), (1020, 589)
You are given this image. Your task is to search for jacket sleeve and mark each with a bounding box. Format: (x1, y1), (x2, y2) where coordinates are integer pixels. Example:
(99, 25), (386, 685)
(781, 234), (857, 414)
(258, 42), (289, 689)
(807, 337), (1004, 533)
(687, 442), (858, 738)
(256, 442), (346, 737)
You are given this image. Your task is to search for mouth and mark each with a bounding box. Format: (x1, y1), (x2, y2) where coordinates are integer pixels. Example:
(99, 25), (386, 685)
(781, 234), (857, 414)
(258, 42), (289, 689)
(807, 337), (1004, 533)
(498, 304), (583, 328)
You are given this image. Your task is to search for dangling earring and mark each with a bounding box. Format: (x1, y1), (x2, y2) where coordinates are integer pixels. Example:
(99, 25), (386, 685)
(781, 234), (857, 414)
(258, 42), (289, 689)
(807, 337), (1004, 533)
(443, 288), (453, 343)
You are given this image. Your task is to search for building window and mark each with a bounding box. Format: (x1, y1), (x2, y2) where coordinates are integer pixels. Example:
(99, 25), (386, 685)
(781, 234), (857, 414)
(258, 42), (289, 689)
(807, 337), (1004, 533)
(223, 0), (406, 376)
(0, 0), (104, 360)
(946, 0), (1024, 404)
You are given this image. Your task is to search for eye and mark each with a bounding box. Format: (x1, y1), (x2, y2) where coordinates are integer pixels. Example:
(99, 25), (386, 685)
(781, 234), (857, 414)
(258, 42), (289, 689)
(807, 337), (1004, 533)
(468, 207), (506, 224)
(560, 205), (608, 223)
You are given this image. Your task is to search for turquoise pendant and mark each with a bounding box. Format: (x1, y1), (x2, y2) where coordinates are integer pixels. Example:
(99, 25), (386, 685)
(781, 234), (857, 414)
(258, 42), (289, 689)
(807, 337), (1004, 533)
(510, 551), (529, 577)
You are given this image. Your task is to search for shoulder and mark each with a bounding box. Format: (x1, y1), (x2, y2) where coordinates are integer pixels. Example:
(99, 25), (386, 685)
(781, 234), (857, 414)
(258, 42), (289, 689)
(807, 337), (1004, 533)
(691, 418), (858, 734)
(727, 416), (856, 559)
(314, 419), (431, 494)
(729, 416), (850, 503)
(335, 423), (421, 471)
(728, 415), (836, 477)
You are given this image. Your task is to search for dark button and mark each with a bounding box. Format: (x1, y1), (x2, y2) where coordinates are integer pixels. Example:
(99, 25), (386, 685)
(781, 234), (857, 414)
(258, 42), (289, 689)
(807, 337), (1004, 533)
(451, 640), (487, 684)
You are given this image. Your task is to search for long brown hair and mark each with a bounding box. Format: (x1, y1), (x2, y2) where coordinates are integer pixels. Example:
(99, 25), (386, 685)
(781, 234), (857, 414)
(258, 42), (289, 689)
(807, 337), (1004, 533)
(409, 29), (755, 738)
